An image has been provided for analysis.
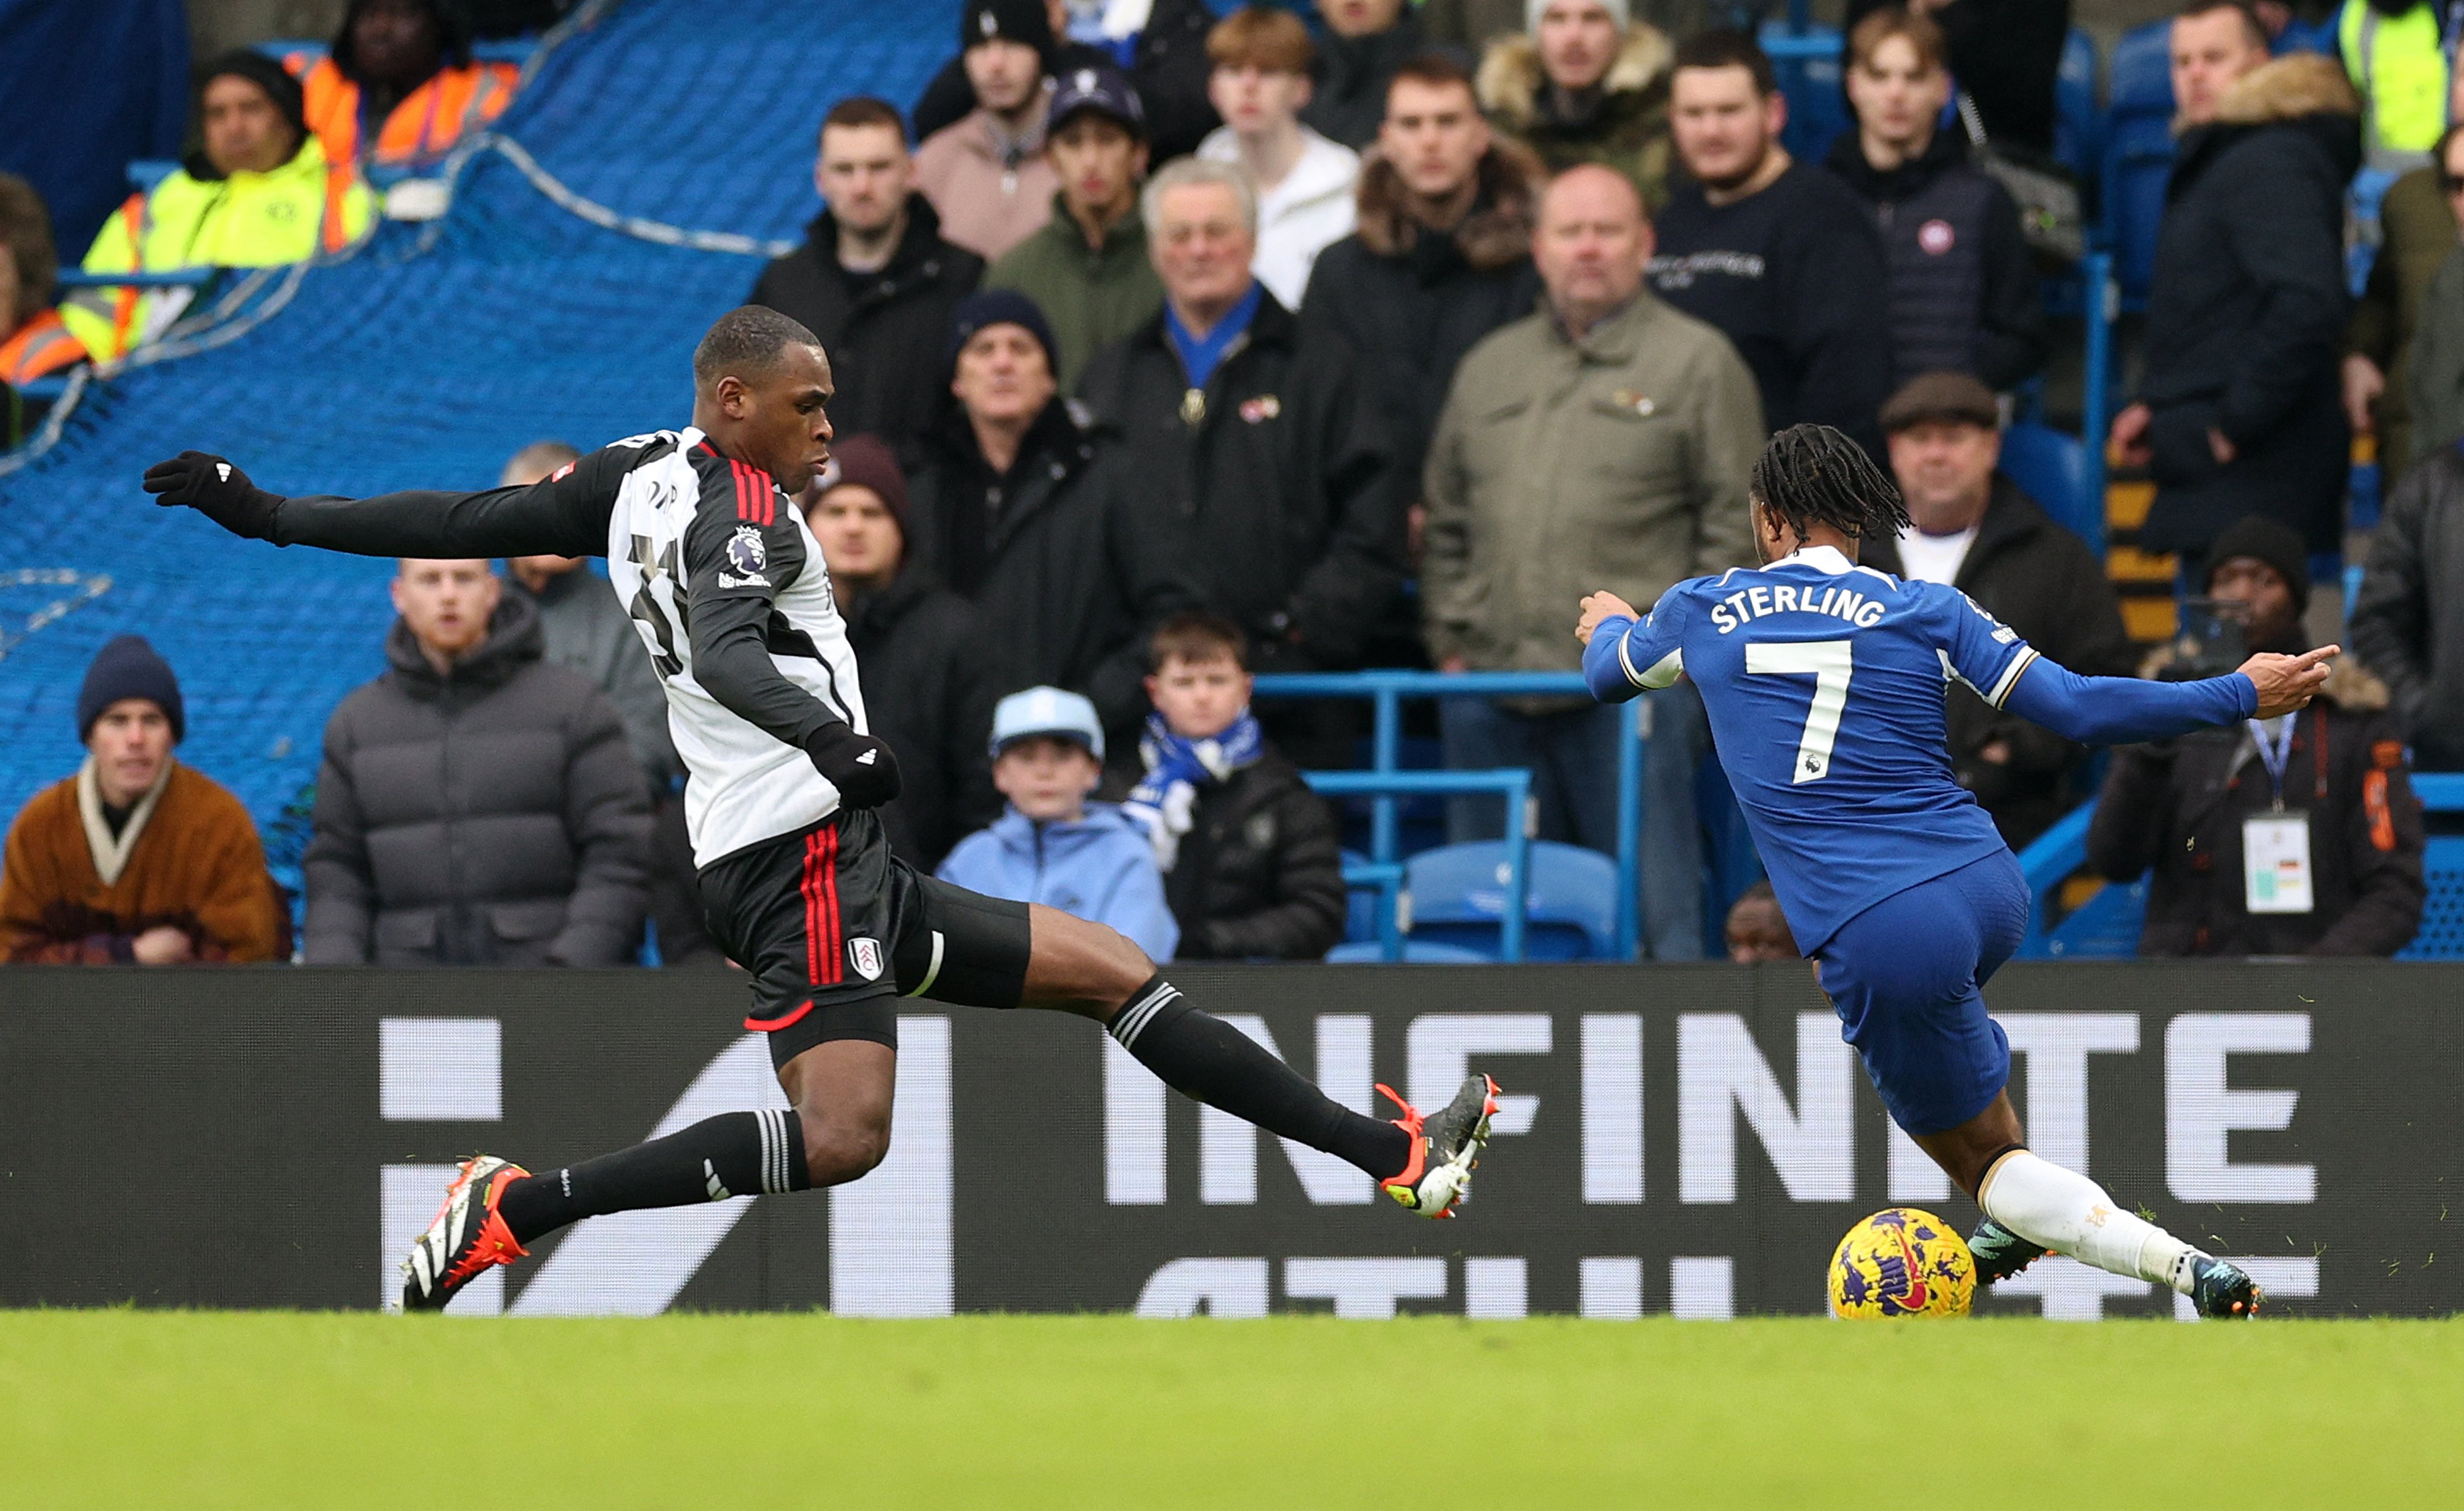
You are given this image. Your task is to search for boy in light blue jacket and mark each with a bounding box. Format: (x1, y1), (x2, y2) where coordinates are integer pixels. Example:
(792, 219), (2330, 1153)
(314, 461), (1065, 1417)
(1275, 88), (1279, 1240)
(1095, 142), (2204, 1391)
(936, 687), (1180, 960)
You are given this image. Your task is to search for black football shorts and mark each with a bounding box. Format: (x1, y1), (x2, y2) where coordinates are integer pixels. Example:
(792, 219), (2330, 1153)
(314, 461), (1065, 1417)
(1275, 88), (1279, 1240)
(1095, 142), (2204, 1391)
(695, 806), (1033, 1069)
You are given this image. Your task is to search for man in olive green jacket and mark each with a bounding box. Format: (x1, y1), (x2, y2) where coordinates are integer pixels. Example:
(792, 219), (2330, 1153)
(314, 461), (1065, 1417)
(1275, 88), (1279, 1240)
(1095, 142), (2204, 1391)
(1422, 163), (1761, 958)
(986, 66), (1164, 389)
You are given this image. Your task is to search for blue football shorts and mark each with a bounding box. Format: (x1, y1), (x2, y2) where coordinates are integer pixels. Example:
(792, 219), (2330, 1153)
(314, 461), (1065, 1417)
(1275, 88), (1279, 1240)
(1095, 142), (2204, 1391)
(1815, 849), (2030, 1136)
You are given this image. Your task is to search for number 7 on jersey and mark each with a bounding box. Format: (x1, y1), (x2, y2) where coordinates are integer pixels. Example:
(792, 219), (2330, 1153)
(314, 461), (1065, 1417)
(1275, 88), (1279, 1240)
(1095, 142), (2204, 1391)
(1747, 639), (1854, 784)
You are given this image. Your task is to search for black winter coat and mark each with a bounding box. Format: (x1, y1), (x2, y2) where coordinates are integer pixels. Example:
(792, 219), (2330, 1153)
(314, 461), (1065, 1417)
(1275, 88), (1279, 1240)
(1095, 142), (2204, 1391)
(1301, 140), (1543, 492)
(905, 398), (1201, 742)
(1076, 293), (1405, 671)
(842, 565), (1005, 872)
(748, 196), (983, 464)
(2350, 443), (2464, 769)
(1822, 129), (2048, 391)
(1862, 476), (2134, 849)
(911, 0), (1220, 161)
(304, 594), (652, 966)
(2088, 666), (2426, 957)
(1164, 748), (1347, 961)
(2137, 59), (2360, 558)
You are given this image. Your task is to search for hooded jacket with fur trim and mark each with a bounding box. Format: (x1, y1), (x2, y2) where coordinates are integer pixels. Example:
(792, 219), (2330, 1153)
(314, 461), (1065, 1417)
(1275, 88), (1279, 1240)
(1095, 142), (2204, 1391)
(1299, 138), (1546, 490)
(2137, 54), (2361, 559)
(1475, 26), (1673, 208)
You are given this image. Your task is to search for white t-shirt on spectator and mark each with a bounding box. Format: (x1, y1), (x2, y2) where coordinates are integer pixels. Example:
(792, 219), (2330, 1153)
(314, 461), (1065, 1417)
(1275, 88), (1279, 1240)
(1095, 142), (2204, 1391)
(1198, 124), (1359, 309)
(1895, 522), (1979, 586)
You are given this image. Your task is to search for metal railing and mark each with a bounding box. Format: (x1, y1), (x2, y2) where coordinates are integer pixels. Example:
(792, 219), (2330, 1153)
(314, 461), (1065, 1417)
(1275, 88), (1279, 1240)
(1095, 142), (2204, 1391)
(1302, 769), (1534, 962)
(53, 268), (221, 290)
(1254, 670), (1643, 958)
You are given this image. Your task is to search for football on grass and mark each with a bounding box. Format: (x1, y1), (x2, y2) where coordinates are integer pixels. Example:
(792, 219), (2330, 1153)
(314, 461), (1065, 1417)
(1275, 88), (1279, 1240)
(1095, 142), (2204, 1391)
(1830, 1207), (1976, 1319)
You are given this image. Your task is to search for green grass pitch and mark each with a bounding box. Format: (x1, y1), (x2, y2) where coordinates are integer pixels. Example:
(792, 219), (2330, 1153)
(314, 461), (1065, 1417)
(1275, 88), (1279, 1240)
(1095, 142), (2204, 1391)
(6, 1313), (2459, 1508)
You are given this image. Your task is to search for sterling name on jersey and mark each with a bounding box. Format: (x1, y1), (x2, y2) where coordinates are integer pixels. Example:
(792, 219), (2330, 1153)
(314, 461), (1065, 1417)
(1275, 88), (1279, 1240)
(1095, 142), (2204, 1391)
(1585, 545), (2037, 953)
(596, 428), (868, 865)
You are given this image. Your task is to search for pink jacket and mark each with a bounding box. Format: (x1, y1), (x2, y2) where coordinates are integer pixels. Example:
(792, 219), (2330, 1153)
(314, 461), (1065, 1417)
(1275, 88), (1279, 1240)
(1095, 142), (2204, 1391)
(915, 98), (1059, 264)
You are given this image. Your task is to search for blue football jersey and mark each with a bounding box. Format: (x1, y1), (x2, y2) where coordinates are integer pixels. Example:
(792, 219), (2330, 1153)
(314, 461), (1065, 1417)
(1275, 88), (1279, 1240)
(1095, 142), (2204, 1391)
(1589, 545), (2040, 953)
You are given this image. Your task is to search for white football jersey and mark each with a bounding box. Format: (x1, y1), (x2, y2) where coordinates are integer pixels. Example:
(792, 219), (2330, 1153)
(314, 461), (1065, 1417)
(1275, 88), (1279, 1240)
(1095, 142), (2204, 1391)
(597, 427), (869, 867)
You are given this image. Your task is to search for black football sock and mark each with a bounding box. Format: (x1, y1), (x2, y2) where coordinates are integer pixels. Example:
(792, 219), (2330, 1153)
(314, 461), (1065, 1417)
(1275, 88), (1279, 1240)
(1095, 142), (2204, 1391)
(495, 1109), (811, 1246)
(1110, 976), (1414, 1181)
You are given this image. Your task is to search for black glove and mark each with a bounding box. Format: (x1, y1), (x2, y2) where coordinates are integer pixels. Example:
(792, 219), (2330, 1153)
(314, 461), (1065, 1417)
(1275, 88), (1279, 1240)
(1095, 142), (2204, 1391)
(803, 721), (902, 808)
(140, 451), (284, 540)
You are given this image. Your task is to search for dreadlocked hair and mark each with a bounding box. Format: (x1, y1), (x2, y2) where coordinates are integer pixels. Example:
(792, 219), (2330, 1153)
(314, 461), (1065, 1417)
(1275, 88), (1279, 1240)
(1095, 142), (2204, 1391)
(1749, 424), (1912, 545)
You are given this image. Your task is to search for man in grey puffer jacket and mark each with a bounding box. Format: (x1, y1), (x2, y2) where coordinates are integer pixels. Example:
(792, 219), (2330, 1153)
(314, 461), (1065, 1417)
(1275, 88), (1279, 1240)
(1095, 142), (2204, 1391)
(303, 558), (652, 965)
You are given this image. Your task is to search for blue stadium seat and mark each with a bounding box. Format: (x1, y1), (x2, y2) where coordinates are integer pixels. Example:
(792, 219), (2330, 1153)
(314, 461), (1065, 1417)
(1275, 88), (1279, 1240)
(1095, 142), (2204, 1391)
(2043, 877), (2146, 958)
(1761, 23), (1849, 167)
(1341, 848), (1377, 943)
(2054, 28), (2102, 182)
(2102, 21), (2176, 305)
(2398, 837), (2464, 958)
(1998, 422), (2096, 545)
(1403, 840), (1620, 960)
(2272, 17), (2337, 56)
(2109, 20), (2174, 113)
(1326, 941), (1494, 964)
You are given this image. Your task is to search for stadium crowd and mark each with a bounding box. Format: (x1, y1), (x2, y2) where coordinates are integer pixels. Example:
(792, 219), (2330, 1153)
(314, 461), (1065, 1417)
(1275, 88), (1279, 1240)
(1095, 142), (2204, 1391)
(3, 0), (2457, 968)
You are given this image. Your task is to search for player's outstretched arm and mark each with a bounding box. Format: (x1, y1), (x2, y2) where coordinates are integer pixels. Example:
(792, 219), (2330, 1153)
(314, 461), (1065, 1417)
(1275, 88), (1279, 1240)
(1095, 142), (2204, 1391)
(1578, 588), (1684, 704)
(141, 450), (611, 561)
(2002, 647), (2335, 746)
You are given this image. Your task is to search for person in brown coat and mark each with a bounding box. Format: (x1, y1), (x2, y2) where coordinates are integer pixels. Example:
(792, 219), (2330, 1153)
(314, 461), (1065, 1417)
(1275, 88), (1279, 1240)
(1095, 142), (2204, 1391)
(0, 635), (286, 963)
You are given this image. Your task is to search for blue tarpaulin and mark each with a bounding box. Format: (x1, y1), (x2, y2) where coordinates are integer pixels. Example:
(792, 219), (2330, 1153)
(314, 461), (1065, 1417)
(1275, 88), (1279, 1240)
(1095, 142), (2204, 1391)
(0, 0), (192, 257)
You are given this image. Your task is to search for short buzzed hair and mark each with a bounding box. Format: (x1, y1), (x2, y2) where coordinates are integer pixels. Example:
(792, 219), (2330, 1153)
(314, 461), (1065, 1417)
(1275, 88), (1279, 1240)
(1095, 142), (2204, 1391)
(2177, 0), (2268, 49)
(1387, 51), (1477, 107)
(693, 305), (822, 391)
(1672, 28), (1779, 97)
(822, 95), (907, 144)
(501, 439), (580, 487)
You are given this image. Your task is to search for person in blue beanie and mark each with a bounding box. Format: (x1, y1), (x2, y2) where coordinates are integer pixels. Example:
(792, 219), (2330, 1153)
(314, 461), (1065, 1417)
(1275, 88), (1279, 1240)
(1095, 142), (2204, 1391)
(937, 686), (1179, 960)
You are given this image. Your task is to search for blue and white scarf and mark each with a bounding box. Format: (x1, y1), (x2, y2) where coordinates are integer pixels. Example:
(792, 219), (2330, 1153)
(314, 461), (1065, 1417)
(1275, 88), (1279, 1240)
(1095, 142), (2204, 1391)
(1124, 708), (1265, 872)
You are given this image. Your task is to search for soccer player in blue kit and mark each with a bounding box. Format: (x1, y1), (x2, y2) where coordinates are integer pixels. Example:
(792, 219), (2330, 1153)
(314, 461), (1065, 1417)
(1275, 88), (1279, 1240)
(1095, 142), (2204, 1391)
(1576, 427), (2336, 1318)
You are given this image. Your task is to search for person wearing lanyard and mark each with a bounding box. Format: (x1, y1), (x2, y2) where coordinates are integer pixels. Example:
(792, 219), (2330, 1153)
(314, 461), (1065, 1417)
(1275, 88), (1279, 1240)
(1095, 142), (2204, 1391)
(2089, 515), (2430, 956)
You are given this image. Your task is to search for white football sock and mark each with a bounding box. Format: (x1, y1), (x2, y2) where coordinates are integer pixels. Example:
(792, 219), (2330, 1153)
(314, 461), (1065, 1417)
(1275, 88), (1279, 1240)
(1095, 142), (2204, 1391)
(1980, 1150), (2200, 1294)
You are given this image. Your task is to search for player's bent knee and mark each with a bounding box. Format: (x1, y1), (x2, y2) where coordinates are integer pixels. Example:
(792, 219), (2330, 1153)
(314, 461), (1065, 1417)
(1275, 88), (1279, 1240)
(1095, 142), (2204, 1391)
(1024, 904), (1154, 1017)
(800, 1106), (892, 1186)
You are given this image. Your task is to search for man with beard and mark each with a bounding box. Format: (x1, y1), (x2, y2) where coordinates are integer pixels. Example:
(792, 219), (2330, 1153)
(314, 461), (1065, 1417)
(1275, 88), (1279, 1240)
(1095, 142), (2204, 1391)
(2091, 515), (2425, 958)
(1648, 28), (1895, 460)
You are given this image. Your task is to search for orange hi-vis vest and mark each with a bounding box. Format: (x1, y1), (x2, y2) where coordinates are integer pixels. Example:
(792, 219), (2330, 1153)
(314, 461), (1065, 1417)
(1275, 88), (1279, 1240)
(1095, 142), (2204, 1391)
(0, 310), (86, 386)
(288, 53), (519, 168)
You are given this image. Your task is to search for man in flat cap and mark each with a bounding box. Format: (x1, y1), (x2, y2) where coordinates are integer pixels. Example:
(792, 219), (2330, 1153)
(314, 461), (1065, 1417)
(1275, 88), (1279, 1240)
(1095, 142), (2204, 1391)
(1858, 370), (2134, 847)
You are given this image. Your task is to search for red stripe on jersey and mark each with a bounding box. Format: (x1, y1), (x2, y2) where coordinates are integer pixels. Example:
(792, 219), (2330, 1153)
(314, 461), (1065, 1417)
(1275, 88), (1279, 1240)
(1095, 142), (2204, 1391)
(731, 460), (752, 522)
(800, 831), (825, 986)
(734, 460), (775, 526)
(817, 825), (843, 983)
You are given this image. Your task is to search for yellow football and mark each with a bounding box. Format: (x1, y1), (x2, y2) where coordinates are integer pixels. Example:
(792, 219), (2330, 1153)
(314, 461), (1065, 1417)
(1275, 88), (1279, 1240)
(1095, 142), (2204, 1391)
(1829, 1207), (1977, 1319)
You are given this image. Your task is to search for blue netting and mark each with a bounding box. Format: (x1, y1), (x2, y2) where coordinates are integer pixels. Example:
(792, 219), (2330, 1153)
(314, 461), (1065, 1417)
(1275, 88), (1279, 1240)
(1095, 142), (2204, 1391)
(0, 0), (957, 873)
